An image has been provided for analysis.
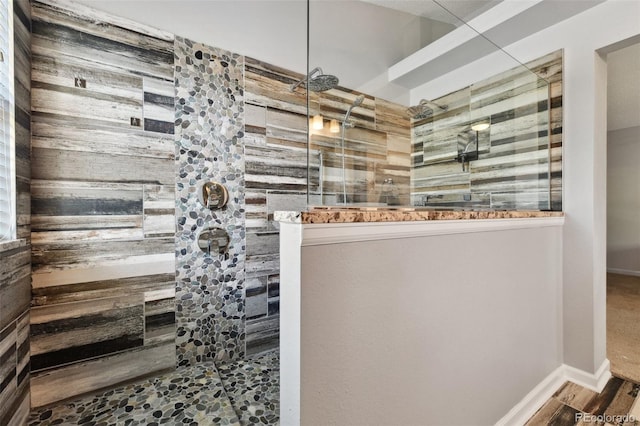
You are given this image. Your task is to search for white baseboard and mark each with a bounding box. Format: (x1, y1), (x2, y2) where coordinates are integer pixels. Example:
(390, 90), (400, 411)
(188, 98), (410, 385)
(607, 268), (640, 277)
(495, 359), (611, 426)
(495, 365), (566, 426)
(563, 359), (611, 392)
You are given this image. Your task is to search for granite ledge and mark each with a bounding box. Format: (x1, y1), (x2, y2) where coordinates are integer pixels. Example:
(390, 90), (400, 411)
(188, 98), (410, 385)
(274, 209), (564, 224)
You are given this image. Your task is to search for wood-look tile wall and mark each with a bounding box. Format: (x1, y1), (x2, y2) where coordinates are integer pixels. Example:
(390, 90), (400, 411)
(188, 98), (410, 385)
(29, 0), (176, 407)
(411, 50), (563, 210)
(20, 0), (413, 400)
(243, 57), (410, 353)
(0, 0), (32, 424)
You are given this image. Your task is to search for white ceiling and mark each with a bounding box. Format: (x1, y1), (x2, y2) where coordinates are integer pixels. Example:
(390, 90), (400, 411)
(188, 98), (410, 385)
(74, 0), (631, 119)
(362, 0), (502, 25)
(607, 42), (640, 131)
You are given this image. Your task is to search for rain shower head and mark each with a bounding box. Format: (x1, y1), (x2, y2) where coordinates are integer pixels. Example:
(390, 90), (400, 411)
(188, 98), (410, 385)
(290, 67), (339, 92)
(307, 74), (339, 92)
(407, 99), (448, 119)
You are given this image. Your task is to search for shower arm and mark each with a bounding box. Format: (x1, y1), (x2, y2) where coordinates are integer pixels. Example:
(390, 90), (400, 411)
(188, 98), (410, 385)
(289, 67), (322, 92)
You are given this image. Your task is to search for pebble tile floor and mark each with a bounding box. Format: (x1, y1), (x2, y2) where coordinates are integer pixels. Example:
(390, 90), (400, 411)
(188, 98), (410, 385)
(27, 350), (279, 426)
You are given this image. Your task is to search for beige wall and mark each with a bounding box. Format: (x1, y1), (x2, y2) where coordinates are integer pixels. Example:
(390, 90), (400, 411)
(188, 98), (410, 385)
(280, 220), (564, 425)
(607, 126), (640, 274)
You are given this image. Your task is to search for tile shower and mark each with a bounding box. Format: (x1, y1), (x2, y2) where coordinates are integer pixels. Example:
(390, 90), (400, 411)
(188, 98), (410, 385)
(0, 0), (564, 424)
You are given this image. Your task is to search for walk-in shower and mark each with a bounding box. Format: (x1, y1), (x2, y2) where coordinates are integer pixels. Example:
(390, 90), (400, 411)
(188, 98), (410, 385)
(290, 67), (339, 92)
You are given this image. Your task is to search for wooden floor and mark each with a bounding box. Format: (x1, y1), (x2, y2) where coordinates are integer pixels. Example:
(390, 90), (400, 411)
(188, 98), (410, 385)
(607, 273), (640, 383)
(526, 273), (640, 425)
(525, 377), (640, 425)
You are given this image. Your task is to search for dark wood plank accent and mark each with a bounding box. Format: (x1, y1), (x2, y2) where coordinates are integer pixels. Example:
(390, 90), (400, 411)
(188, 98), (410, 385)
(583, 376), (624, 415)
(30, 341), (175, 408)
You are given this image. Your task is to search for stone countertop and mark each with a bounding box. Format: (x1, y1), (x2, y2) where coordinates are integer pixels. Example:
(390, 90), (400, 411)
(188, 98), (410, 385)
(274, 208), (564, 224)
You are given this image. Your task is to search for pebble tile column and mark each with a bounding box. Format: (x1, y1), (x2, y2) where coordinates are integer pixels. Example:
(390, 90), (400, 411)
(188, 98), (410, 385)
(174, 36), (246, 367)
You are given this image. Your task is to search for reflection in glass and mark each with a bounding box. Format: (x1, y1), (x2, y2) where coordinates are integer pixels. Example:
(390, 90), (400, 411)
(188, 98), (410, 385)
(307, 0), (559, 211)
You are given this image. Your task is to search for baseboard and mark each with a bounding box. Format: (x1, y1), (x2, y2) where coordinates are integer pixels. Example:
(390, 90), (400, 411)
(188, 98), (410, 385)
(495, 366), (566, 426)
(607, 268), (640, 277)
(495, 359), (611, 426)
(563, 359), (611, 392)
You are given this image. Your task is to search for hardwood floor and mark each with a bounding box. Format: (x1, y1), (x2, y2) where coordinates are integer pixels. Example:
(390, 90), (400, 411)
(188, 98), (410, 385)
(607, 273), (640, 383)
(526, 377), (640, 425)
(527, 273), (640, 425)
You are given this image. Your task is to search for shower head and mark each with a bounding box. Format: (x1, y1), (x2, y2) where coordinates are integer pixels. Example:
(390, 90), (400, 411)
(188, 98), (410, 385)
(308, 74), (339, 92)
(290, 67), (339, 92)
(352, 94), (365, 107)
(342, 95), (366, 127)
(407, 99), (448, 119)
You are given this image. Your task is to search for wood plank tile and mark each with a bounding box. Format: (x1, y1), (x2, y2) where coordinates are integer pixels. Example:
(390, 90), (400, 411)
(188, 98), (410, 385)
(143, 76), (174, 98)
(29, 0), (177, 406)
(143, 184), (175, 238)
(30, 295), (145, 368)
(526, 398), (578, 426)
(32, 215), (143, 231)
(2, 383), (29, 426)
(246, 315), (279, 356)
(32, 238), (174, 271)
(584, 377), (625, 415)
(245, 254), (279, 277)
(0, 247), (31, 331)
(628, 391), (640, 422)
(375, 97), (411, 137)
(31, 113), (174, 159)
(2, 0), (31, 419)
(31, 81), (143, 125)
(32, 148), (174, 184)
(144, 91), (174, 126)
(31, 253), (175, 289)
(144, 296), (175, 346)
(245, 189), (268, 229)
(246, 232), (279, 257)
(32, 53), (143, 101)
(33, 0), (174, 45)
(31, 8), (173, 79)
(30, 341), (175, 408)
(32, 274), (175, 306)
(553, 381), (599, 412)
(604, 381), (640, 418)
(246, 103), (267, 128)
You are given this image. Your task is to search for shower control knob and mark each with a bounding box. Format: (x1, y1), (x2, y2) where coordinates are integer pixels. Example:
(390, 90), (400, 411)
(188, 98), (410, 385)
(199, 181), (229, 209)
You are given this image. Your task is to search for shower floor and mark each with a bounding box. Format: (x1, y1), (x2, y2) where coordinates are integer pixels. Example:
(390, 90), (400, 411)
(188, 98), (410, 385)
(27, 350), (279, 426)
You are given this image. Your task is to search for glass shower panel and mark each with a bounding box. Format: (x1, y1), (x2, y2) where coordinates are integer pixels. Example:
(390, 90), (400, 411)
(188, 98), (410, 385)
(469, 67), (551, 210)
(412, 87), (472, 208)
(307, 0), (559, 211)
